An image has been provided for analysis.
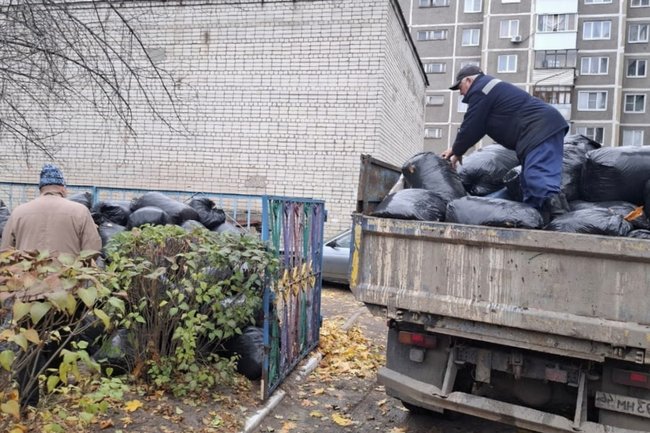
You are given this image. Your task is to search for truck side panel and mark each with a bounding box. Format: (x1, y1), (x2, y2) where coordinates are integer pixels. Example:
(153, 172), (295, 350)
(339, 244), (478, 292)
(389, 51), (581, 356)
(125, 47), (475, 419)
(350, 215), (650, 353)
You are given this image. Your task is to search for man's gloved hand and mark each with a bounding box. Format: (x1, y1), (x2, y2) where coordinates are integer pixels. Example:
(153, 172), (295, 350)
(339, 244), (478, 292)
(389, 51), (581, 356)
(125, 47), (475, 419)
(441, 149), (462, 170)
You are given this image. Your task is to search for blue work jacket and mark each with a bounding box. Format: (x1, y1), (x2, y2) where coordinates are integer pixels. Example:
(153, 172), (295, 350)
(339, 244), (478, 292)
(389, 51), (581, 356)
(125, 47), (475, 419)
(451, 74), (569, 161)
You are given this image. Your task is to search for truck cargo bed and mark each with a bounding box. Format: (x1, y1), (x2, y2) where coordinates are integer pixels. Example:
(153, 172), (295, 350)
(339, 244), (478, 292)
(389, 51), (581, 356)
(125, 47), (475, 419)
(350, 214), (650, 361)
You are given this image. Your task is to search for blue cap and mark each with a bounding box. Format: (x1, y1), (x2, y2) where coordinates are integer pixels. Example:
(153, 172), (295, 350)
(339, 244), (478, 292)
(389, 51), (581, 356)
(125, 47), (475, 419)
(39, 164), (66, 189)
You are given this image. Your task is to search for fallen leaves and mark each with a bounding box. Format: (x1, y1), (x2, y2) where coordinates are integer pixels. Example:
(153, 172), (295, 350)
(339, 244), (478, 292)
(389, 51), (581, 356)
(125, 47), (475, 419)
(317, 318), (385, 381)
(123, 399), (144, 412)
(331, 412), (354, 426)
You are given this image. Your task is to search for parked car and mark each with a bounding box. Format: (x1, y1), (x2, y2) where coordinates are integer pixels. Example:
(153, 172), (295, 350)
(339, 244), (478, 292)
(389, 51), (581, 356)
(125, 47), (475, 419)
(322, 229), (351, 284)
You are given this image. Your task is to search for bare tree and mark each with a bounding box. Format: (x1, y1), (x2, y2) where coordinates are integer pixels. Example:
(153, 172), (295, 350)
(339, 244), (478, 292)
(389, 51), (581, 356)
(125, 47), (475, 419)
(0, 0), (182, 162)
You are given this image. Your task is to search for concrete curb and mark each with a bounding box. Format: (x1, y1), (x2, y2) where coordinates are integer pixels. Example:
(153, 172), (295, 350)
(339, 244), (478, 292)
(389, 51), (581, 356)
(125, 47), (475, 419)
(241, 306), (367, 433)
(242, 389), (286, 433)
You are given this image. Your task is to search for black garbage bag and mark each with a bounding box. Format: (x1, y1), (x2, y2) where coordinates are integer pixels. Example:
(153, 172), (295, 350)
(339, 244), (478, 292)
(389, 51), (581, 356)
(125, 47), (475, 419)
(68, 192), (93, 209)
(562, 145), (589, 202)
(92, 329), (136, 375)
(188, 197), (227, 230)
(225, 327), (264, 380)
(545, 209), (632, 236)
(629, 230), (650, 240)
(645, 179), (650, 218)
(0, 201), (10, 240)
(401, 152), (466, 203)
(503, 166), (523, 203)
(446, 196), (543, 229)
(580, 146), (650, 204)
(563, 134), (601, 151)
(77, 315), (107, 357)
(214, 222), (242, 234)
(372, 189), (447, 221)
(457, 145), (519, 196)
(131, 192), (199, 225)
(181, 219), (206, 231)
(127, 206), (170, 229)
(92, 200), (132, 226)
(569, 201), (650, 230)
(99, 222), (126, 247)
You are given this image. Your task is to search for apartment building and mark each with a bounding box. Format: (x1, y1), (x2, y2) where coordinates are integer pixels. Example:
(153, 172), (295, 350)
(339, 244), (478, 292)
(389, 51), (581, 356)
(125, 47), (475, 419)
(398, 0), (650, 152)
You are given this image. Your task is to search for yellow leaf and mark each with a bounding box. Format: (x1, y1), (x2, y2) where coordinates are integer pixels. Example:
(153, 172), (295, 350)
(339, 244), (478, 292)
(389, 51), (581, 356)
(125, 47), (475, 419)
(313, 388), (325, 395)
(21, 328), (40, 345)
(331, 413), (353, 426)
(309, 410), (324, 418)
(1, 399), (20, 419)
(10, 425), (28, 433)
(12, 300), (30, 322)
(388, 428), (408, 433)
(281, 421), (297, 432)
(30, 301), (52, 325)
(124, 399), (144, 412)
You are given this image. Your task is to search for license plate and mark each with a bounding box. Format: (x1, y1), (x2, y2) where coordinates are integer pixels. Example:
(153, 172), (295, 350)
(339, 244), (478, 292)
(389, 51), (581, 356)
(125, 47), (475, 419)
(595, 391), (650, 419)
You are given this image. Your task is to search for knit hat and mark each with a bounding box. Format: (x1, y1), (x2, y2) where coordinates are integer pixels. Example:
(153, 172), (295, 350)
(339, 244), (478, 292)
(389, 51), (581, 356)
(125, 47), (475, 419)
(39, 163), (66, 189)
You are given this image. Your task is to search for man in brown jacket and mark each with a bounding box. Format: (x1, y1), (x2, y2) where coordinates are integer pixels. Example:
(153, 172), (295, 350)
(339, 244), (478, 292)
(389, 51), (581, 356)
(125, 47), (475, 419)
(1, 164), (101, 409)
(1, 164), (101, 254)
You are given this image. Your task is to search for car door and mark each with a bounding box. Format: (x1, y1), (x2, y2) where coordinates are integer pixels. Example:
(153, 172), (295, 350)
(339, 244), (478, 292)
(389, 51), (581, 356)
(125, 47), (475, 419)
(322, 230), (351, 284)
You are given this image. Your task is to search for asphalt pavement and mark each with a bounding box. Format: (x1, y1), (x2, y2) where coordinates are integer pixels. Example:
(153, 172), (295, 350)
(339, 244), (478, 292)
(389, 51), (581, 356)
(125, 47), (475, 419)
(253, 284), (518, 433)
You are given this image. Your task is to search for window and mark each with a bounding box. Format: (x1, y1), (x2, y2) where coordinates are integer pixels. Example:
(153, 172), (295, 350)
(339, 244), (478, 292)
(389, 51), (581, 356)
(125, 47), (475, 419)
(583, 21), (611, 40)
(462, 29), (481, 46)
(631, 0), (650, 7)
(627, 59), (647, 77)
(624, 94), (646, 113)
(500, 19), (520, 38)
(629, 24), (649, 43)
(576, 127), (604, 143)
(464, 0), (482, 13)
(417, 30), (448, 41)
(458, 95), (468, 113)
(577, 91), (607, 110)
(460, 60), (481, 68)
(580, 57), (609, 74)
(585, 0), (611, 3)
(537, 14), (576, 32)
(426, 95), (445, 106)
(497, 55), (517, 72)
(424, 128), (443, 139)
(535, 50), (577, 68)
(533, 86), (572, 104)
(424, 62), (446, 73)
(622, 129), (645, 146)
(419, 0), (450, 7)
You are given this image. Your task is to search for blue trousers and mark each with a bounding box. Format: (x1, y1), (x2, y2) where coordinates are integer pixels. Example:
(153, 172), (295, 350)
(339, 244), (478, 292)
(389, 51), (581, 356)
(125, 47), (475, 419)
(520, 131), (564, 210)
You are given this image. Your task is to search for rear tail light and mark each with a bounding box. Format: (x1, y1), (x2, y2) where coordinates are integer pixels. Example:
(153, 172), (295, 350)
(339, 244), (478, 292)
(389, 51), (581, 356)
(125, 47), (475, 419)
(398, 331), (437, 349)
(612, 368), (650, 390)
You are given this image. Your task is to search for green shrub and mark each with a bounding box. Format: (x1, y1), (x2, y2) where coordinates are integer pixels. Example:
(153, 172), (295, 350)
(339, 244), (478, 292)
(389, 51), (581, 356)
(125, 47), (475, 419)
(103, 225), (278, 396)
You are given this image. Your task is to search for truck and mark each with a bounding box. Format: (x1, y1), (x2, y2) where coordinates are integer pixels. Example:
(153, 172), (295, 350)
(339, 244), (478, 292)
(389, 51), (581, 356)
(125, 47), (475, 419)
(350, 155), (650, 433)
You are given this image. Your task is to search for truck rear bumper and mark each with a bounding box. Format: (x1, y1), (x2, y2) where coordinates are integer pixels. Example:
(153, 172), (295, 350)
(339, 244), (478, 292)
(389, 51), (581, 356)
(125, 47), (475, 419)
(378, 367), (646, 433)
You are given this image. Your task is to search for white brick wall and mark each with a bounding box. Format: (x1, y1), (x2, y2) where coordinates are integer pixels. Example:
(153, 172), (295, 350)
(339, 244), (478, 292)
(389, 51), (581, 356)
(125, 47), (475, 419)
(1, 0), (426, 237)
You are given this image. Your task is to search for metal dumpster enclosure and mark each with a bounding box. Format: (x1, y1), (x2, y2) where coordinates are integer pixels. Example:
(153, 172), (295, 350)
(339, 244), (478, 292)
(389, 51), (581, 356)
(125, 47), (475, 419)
(350, 214), (650, 356)
(1, 182), (325, 399)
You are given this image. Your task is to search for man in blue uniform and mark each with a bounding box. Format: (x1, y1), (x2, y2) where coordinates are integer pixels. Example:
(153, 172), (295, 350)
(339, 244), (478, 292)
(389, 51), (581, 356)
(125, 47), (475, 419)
(442, 65), (570, 221)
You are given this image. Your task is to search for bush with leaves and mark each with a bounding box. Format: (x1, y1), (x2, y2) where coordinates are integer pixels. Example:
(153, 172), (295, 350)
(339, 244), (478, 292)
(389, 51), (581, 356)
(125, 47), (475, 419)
(0, 249), (123, 419)
(102, 225), (278, 397)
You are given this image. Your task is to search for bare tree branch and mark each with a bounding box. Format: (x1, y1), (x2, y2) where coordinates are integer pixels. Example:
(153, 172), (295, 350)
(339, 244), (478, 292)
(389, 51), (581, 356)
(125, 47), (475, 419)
(0, 0), (183, 164)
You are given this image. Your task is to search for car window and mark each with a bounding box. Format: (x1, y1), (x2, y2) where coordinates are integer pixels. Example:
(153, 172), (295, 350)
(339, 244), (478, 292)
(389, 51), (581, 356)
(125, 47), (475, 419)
(335, 232), (351, 248)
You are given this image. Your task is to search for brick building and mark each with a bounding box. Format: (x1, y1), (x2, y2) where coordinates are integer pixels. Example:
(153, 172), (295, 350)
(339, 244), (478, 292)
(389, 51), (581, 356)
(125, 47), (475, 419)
(1, 0), (427, 236)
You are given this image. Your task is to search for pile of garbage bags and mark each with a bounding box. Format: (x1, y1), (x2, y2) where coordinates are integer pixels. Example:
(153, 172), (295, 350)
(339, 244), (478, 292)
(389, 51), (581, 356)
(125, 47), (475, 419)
(63, 191), (238, 249)
(373, 137), (650, 238)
